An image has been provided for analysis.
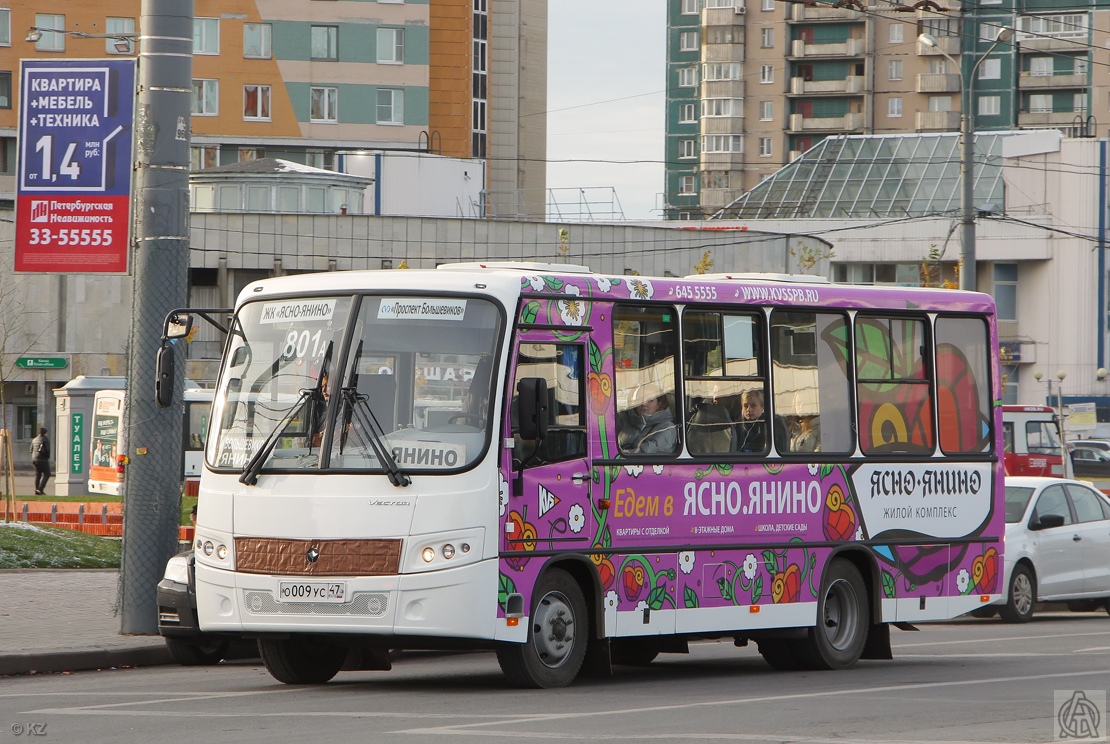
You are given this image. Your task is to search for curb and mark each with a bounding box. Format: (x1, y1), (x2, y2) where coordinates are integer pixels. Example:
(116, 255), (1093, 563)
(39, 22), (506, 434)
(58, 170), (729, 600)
(0, 645), (174, 677)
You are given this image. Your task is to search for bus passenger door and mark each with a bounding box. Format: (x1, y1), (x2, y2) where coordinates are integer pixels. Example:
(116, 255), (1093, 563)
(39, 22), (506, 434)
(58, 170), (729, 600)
(503, 339), (595, 558)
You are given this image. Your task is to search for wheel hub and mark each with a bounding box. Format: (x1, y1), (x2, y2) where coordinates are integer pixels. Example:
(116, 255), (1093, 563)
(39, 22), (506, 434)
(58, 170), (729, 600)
(532, 592), (575, 668)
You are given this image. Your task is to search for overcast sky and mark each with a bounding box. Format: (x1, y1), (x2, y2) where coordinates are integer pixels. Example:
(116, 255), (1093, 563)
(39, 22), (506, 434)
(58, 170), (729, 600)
(546, 1), (667, 222)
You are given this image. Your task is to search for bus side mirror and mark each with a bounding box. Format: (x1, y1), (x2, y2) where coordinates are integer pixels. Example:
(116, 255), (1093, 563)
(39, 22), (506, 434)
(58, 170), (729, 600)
(165, 313), (193, 340)
(155, 344), (175, 408)
(517, 378), (548, 442)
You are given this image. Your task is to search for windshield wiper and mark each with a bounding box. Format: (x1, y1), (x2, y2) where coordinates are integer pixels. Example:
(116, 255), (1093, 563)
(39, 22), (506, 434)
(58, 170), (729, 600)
(239, 387), (316, 486)
(339, 387), (411, 487)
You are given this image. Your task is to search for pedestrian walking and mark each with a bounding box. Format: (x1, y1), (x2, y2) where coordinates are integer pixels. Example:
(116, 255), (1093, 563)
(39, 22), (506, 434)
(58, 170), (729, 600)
(31, 427), (51, 495)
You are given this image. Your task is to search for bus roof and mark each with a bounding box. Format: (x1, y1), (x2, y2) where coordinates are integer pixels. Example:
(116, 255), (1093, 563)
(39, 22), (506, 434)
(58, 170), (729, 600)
(235, 261), (996, 315)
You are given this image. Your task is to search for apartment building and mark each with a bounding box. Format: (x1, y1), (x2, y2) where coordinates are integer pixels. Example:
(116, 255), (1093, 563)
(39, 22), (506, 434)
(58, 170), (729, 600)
(664, 0), (1107, 219)
(0, 0), (547, 218)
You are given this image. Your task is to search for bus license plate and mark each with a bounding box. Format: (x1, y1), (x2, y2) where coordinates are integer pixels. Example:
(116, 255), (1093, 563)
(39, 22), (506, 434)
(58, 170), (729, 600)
(277, 581), (347, 603)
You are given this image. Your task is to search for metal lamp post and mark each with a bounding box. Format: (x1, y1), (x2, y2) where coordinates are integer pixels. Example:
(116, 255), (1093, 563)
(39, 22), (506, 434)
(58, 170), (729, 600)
(918, 26), (1014, 292)
(1034, 369), (1071, 477)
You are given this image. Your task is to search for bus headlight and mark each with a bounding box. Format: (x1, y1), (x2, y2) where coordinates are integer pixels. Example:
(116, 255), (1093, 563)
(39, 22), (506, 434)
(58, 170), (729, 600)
(442, 544), (455, 559)
(192, 529), (235, 571)
(422, 547), (436, 563)
(406, 529), (484, 573)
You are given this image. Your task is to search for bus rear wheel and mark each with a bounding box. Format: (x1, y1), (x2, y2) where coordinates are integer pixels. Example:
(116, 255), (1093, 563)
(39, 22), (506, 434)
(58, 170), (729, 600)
(796, 559), (869, 670)
(258, 636), (346, 684)
(496, 568), (588, 688)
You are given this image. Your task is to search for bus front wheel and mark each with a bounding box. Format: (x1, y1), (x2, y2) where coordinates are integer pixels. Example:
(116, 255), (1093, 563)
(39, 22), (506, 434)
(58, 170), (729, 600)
(496, 568), (588, 688)
(797, 559), (869, 670)
(258, 636), (346, 684)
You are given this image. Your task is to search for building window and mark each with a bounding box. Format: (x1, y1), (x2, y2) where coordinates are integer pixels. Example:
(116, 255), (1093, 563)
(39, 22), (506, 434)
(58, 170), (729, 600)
(759, 137), (773, 156)
(244, 23), (272, 59)
(993, 263), (1017, 321)
(192, 79), (218, 115)
(243, 85), (271, 120)
(194, 17), (219, 54)
(920, 17), (958, 37)
(979, 22), (1007, 43)
(678, 67), (697, 87)
(889, 23), (904, 44)
(376, 88), (404, 124)
(682, 0), (702, 14)
(704, 63), (740, 81)
(1075, 58), (1089, 76)
(1073, 92), (1086, 112)
(310, 86), (338, 123)
(0, 9), (9, 46)
(679, 176), (696, 195)
(702, 98), (740, 117)
(680, 139), (696, 159)
(680, 31), (699, 51)
(679, 103), (696, 123)
(978, 95), (1000, 116)
(759, 101), (773, 120)
(106, 17), (135, 54)
(929, 58), (951, 75)
(1017, 14), (1086, 40)
(762, 0), (775, 10)
(888, 97), (902, 117)
(1029, 56), (1053, 76)
(702, 134), (742, 153)
(34, 14), (65, 52)
(239, 147), (265, 162)
(1029, 93), (1052, 114)
(311, 25), (338, 61)
(929, 96), (952, 112)
(888, 60), (903, 81)
(306, 151), (335, 170)
(191, 145), (219, 170)
(377, 28), (405, 64)
(760, 64), (774, 84)
(978, 58), (1001, 80)
(761, 27), (774, 48)
(0, 72), (10, 108)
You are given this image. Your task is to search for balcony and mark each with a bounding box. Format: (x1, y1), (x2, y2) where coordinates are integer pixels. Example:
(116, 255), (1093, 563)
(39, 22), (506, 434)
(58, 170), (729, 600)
(703, 6), (746, 28)
(790, 37), (867, 58)
(916, 110), (960, 132)
(916, 35), (960, 57)
(1018, 110), (1088, 127)
(916, 72), (961, 94)
(1017, 35), (1085, 53)
(787, 3), (862, 22)
(788, 111), (864, 132)
(1018, 72), (1088, 90)
(789, 75), (865, 95)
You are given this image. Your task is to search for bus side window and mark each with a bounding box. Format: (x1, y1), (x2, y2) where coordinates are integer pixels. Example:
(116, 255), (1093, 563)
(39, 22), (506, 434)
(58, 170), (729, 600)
(511, 343), (586, 467)
(615, 304), (680, 456)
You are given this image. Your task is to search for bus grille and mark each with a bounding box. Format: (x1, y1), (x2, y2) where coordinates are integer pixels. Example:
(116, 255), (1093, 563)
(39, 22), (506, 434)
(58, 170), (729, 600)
(242, 590), (389, 617)
(235, 537), (402, 576)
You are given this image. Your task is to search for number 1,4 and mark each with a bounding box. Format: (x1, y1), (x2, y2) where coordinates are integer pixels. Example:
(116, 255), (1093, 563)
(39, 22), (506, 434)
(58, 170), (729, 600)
(35, 135), (81, 182)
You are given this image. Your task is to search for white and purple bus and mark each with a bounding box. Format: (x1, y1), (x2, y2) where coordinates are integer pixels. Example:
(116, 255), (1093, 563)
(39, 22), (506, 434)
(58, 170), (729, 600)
(175, 262), (1004, 687)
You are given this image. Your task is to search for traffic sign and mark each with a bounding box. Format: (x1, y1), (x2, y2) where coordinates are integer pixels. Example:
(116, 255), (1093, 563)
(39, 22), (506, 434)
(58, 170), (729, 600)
(15, 59), (136, 274)
(16, 357), (68, 369)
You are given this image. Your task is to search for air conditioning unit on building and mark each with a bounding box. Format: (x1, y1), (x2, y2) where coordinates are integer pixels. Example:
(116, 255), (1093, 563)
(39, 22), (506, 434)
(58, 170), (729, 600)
(735, 2), (746, 13)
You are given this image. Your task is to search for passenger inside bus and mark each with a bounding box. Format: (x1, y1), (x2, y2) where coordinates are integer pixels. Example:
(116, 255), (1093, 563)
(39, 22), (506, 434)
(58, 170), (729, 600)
(735, 389), (788, 453)
(618, 383), (678, 455)
(789, 392), (821, 453)
(687, 396), (735, 454)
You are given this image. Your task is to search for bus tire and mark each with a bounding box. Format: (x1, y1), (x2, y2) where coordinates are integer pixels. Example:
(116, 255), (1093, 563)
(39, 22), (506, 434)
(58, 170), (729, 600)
(610, 637), (660, 667)
(797, 559), (869, 670)
(258, 636), (346, 684)
(495, 568), (588, 688)
(999, 564), (1035, 623)
(165, 637), (229, 666)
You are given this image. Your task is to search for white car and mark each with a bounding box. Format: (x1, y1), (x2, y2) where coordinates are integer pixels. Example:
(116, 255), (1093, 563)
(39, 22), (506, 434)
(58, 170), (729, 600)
(997, 476), (1110, 622)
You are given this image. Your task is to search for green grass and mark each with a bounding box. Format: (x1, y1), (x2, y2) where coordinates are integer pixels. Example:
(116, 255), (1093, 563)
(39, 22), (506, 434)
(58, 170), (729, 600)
(0, 522), (121, 569)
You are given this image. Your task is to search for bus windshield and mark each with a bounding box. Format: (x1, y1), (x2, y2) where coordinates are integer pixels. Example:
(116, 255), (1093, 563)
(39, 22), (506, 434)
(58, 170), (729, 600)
(208, 294), (502, 475)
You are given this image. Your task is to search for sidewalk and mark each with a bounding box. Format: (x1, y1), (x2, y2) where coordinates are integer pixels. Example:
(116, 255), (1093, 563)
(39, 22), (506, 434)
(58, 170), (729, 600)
(0, 569), (172, 676)
(1, 472), (173, 677)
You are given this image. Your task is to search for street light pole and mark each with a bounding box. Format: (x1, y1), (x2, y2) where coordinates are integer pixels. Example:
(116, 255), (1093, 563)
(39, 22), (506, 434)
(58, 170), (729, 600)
(919, 27), (1013, 292)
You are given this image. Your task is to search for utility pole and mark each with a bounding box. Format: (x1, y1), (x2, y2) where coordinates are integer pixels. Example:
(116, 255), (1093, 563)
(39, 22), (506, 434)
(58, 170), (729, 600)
(120, 0), (194, 634)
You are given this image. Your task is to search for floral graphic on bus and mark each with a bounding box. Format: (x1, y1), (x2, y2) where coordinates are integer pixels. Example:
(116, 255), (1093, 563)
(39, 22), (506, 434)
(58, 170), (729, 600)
(618, 555), (676, 610)
(591, 552), (616, 591)
(587, 371), (612, 414)
(772, 564), (802, 604)
(822, 483), (857, 542)
(935, 343), (992, 453)
(971, 547), (999, 593)
(505, 508), (537, 572)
